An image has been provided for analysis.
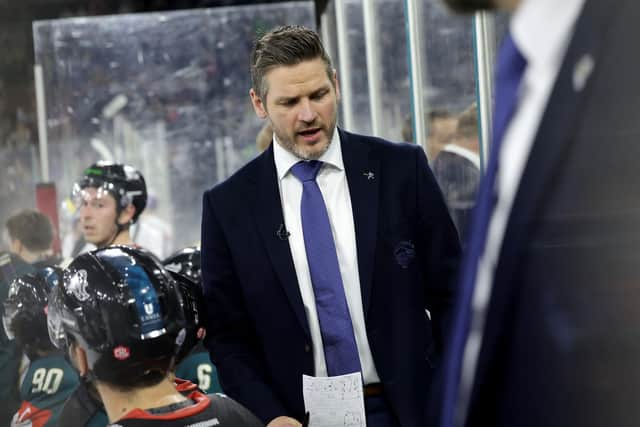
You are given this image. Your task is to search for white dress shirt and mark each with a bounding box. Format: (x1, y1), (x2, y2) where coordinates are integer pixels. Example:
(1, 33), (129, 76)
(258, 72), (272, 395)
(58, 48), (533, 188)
(273, 130), (381, 384)
(441, 144), (481, 170)
(459, 0), (586, 416)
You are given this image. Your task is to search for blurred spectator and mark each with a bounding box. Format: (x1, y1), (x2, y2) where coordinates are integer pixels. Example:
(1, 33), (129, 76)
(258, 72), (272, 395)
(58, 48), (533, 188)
(5, 209), (58, 268)
(402, 109), (458, 161)
(6, 109), (34, 150)
(432, 104), (480, 241)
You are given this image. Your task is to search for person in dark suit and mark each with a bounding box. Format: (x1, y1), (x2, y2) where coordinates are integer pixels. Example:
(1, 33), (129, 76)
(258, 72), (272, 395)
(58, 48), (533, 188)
(432, 105), (480, 242)
(439, 0), (640, 426)
(201, 25), (461, 426)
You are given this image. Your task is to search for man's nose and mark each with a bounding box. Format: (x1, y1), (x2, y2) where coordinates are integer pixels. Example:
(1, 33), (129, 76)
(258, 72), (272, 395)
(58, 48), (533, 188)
(298, 99), (317, 123)
(79, 204), (91, 218)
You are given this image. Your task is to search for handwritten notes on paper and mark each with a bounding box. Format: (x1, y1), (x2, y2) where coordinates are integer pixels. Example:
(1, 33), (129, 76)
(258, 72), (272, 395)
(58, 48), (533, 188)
(302, 373), (366, 427)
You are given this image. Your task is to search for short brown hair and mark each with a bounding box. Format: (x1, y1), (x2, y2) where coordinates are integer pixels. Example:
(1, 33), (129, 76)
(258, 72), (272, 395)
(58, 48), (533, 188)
(250, 25), (333, 100)
(401, 109), (455, 142)
(456, 104), (478, 140)
(6, 209), (54, 251)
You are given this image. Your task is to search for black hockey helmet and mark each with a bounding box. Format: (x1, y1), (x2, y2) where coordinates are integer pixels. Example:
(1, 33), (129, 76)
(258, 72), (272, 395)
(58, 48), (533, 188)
(72, 161), (147, 223)
(47, 246), (187, 388)
(163, 245), (201, 283)
(163, 246), (205, 363)
(3, 267), (61, 358)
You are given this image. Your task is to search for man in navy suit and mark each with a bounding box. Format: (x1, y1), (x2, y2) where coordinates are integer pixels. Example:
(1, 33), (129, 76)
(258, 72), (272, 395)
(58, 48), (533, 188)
(201, 25), (460, 426)
(440, 0), (640, 426)
(432, 105), (480, 242)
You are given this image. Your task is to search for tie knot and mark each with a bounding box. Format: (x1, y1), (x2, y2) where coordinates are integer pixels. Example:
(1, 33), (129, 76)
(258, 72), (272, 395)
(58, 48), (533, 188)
(291, 160), (322, 182)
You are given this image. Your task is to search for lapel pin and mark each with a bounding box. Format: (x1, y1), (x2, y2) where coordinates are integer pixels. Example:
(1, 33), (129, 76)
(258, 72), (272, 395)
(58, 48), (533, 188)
(363, 171), (375, 181)
(573, 54), (595, 92)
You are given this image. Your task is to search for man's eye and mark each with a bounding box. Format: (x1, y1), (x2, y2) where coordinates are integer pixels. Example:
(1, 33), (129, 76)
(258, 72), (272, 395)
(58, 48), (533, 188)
(312, 91), (327, 100)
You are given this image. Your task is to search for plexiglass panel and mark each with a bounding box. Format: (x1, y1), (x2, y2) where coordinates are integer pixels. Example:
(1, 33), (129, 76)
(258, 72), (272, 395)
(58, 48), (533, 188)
(31, 2), (315, 257)
(333, 0), (411, 142)
(337, 0), (372, 135)
(374, 0), (411, 141)
(416, 0), (479, 240)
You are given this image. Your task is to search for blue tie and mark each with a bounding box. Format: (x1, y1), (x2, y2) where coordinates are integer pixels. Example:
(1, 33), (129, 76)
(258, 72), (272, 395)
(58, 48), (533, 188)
(291, 160), (362, 377)
(440, 33), (527, 427)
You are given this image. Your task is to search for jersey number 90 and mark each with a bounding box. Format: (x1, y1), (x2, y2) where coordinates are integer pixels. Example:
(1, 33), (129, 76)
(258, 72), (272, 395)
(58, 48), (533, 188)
(32, 368), (64, 395)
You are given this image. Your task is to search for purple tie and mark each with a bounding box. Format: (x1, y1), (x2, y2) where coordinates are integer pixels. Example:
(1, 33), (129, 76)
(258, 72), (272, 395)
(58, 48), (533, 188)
(440, 33), (527, 427)
(290, 160), (362, 377)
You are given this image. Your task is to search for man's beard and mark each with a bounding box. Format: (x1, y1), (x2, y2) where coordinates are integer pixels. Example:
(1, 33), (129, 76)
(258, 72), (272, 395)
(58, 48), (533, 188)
(442, 0), (498, 13)
(272, 121), (336, 161)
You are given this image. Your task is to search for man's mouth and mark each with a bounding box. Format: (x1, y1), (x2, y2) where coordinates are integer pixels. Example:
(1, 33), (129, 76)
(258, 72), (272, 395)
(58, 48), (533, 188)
(298, 128), (321, 141)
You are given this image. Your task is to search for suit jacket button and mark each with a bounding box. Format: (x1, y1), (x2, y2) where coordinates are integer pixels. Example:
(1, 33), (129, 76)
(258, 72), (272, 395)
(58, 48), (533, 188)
(304, 344), (311, 353)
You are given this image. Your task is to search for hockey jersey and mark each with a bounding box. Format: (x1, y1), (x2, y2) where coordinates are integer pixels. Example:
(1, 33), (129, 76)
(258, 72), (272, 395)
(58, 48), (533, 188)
(174, 345), (222, 394)
(58, 378), (109, 427)
(11, 353), (79, 427)
(107, 389), (263, 426)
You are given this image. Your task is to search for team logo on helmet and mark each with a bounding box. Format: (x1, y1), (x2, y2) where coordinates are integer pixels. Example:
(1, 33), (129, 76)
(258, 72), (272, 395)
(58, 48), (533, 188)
(144, 302), (154, 315)
(113, 345), (131, 361)
(68, 270), (91, 302)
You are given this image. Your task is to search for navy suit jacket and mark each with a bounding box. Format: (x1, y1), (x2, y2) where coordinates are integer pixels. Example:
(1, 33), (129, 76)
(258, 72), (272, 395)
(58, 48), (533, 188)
(201, 129), (460, 425)
(432, 150), (480, 243)
(462, 1), (640, 425)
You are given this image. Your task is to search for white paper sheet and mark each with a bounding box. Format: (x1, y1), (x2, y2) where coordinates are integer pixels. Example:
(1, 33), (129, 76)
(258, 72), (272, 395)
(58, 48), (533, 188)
(302, 373), (366, 427)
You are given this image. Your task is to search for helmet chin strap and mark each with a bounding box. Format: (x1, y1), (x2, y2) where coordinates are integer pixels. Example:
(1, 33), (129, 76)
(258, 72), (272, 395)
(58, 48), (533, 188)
(101, 221), (128, 248)
(106, 227), (121, 247)
(102, 205), (133, 248)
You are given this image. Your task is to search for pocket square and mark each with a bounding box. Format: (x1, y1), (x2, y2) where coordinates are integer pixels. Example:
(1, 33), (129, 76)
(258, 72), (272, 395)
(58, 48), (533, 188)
(394, 240), (416, 269)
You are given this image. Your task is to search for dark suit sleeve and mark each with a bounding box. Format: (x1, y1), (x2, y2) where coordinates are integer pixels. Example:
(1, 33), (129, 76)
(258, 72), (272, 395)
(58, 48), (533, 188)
(201, 191), (288, 423)
(415, 147), (462, 351)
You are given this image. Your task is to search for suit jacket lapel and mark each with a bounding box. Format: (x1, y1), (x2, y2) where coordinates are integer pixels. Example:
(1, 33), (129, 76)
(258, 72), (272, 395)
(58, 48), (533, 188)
(478, 0), (619, 379)
(250, 145), (310, 338)
(500, 0), (615, 271)
(339, 129), (380, 317)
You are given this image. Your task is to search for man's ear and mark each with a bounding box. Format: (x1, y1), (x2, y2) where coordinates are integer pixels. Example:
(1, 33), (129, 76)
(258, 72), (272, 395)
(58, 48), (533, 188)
(117, 205), (136, 226)
(249, 88), (268, 119)
(332, 68), (341, 102)
(9, 238), (22, 255)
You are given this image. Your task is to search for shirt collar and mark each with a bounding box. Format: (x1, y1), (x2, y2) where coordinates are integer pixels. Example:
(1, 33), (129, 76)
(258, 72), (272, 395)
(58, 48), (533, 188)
(442, 144), (481, 170)
(273, 128), (343, 181)
(511, 0), (586, 72)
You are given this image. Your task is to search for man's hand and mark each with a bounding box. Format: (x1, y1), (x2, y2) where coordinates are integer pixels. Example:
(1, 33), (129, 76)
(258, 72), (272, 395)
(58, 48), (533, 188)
(266, 416), (302, 427)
